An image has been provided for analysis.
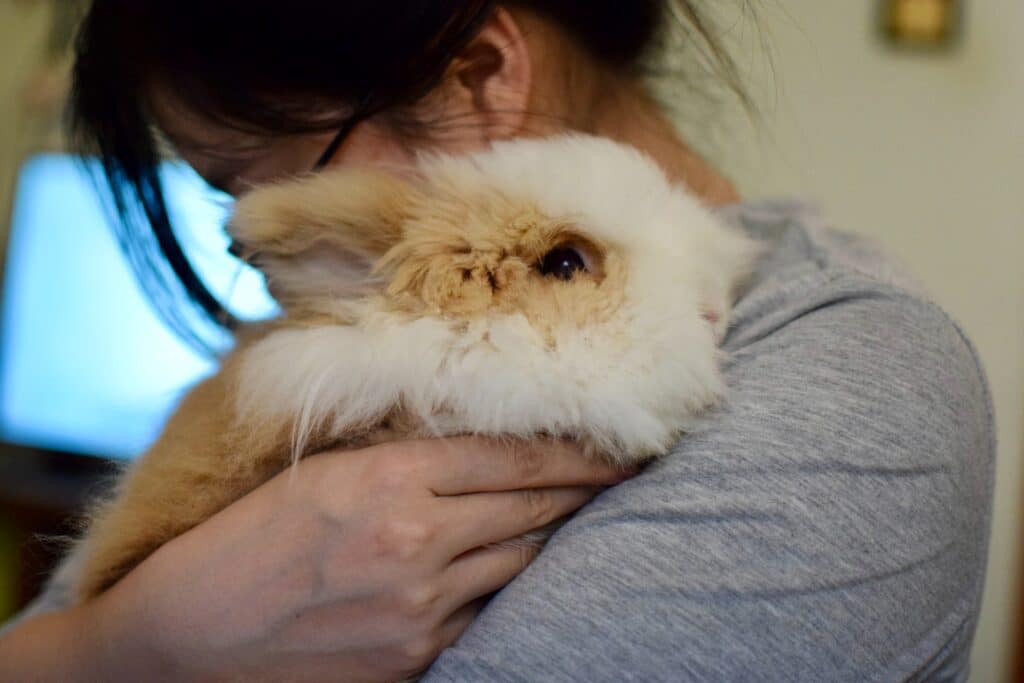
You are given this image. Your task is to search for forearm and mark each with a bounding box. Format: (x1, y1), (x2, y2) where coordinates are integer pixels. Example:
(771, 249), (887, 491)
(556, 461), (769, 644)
(0, 607), (109, 682)
(0, 596), (178, 683)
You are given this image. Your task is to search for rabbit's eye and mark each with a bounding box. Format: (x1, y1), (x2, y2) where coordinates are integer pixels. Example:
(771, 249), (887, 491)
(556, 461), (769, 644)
(539, 246), (587, 281)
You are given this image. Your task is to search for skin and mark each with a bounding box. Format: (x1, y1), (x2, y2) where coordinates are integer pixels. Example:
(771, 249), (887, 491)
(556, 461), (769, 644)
(0, 6), (738, 682)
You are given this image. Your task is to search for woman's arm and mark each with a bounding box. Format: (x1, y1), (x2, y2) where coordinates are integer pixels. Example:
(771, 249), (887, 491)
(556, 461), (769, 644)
(0, 592), (182, 683)
(422, 276), (994, 682)
(0, 606), (117, 682)
(0, 438), (629, 682)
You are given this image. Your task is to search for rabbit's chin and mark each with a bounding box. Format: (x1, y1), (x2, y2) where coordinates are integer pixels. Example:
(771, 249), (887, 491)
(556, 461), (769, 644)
(229, 134), (762, 466)
(234, 298), (725, 469)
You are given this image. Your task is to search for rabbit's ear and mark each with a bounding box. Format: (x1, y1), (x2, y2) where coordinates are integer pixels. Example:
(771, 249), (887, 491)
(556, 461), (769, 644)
(228, 169), (414, 306)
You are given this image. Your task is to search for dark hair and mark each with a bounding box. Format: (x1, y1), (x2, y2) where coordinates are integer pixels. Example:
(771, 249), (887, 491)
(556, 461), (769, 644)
(70, 1), (745, 354)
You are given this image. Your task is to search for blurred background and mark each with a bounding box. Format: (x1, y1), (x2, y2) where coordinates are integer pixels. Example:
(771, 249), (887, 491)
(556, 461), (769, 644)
(0, 1), (1020, 680)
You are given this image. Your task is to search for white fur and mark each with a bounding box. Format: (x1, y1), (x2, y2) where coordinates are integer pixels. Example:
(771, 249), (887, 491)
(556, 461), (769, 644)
(236, 136), (759, 463)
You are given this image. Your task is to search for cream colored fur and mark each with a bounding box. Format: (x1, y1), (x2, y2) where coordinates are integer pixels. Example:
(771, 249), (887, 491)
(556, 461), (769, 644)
(72, 134), (760, 601)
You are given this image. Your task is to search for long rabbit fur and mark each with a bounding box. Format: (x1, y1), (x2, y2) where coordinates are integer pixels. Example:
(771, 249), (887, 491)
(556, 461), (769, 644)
(71, 134), (760, 602)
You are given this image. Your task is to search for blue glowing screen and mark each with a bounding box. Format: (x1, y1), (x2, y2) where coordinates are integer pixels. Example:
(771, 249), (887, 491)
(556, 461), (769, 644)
(0, 155), (278, 459)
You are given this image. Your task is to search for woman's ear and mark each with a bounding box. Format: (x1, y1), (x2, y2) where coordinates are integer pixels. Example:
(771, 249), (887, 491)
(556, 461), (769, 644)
(446, 6), (533, 141)
(228, 169), (414, 306)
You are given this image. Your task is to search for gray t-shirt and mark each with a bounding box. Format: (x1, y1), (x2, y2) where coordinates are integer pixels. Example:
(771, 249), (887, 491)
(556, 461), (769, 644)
(2, 199), (995, 682)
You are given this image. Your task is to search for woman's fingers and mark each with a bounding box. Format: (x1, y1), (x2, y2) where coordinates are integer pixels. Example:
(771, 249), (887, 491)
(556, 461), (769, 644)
(436, 486), (600, 557)
(388, 546), (536, 679)
(435, 596), (488, 652)
(439, 544), (542, 616)
(406, 437), (634, 496)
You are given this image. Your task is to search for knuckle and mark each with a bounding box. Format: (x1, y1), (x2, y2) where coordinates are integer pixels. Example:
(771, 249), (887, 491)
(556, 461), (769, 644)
(398, 581), (443, 621)
(397, 634), (442, 668)
(510, 442), (545, 481)
(521, 488), (554, 525)
(372, 517), (435, 562)
(518, 541), (542, 569)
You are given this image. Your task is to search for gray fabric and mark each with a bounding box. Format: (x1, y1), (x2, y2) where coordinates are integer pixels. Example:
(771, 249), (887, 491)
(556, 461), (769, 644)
(1, 198), (996, 683)
(422, 199), (995, 682)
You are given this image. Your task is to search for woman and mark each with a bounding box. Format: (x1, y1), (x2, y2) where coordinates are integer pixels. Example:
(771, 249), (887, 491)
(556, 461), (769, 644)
(0, 2), (994, 681)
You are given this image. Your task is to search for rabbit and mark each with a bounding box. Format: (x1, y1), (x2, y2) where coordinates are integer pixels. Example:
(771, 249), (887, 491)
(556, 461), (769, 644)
(71, 133), (760, 603)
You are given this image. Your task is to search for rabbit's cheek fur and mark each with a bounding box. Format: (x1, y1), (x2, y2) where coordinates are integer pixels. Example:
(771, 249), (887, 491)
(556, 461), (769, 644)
(229, 136), (761, 463)
(385, 252), (628, 350)
(390, 252), (533, 318)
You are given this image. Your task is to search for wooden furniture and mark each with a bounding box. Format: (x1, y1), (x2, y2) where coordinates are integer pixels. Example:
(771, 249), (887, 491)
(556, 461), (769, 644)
(0, 447), (115, 616)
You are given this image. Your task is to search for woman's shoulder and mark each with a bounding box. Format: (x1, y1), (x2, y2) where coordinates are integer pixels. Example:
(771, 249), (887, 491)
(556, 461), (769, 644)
(717, 197), (929, 309)
(716, 197), (993, 452)
(422, 200), (995, 682)
(717, 196), (918, 273)
(717, 198), (980, 366)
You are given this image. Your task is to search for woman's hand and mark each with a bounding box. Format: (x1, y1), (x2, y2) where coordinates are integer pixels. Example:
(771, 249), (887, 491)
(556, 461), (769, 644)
(12, 438), (631, 682)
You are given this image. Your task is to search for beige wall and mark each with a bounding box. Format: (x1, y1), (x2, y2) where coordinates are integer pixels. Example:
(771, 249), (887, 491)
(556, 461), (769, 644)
(0, 0), (55, 622)
(0, 1), (54, 243)
(715, 2), (1023, 681)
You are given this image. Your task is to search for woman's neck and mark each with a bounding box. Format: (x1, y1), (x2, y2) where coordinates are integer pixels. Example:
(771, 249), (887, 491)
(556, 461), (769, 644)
(516, 6), (739, 207)
(589, 80), (739, 206)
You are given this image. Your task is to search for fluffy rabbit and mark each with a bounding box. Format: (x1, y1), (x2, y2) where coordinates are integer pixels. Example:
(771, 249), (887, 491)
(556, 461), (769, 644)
(72, 134), (759, 602)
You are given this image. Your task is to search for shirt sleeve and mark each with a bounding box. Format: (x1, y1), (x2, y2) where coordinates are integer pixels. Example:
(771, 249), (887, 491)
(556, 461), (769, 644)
(422, 272), (995, 683)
